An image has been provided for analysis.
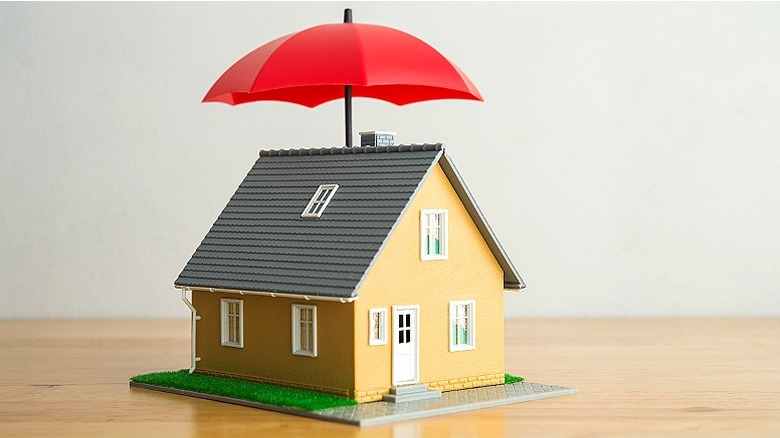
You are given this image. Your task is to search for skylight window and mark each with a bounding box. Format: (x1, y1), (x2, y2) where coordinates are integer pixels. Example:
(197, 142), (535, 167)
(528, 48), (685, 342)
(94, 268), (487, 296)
(301, 184), (339, 218)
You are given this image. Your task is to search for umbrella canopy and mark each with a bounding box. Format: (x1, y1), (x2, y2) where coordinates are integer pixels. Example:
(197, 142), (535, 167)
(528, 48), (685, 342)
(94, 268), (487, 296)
(204, 9), (482, 145)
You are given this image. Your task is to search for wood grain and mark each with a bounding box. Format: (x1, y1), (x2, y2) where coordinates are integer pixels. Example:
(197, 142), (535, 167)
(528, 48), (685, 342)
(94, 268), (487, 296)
(1, 318), (778, 437)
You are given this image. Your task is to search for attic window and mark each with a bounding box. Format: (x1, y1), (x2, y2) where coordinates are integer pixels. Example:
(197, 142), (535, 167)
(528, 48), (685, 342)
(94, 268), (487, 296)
(301, 184), (339, 218)
(421, 209), (448, 260)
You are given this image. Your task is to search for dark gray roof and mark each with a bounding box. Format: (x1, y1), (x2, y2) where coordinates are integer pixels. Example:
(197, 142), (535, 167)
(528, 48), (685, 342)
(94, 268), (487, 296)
(175, 144), (524, 298)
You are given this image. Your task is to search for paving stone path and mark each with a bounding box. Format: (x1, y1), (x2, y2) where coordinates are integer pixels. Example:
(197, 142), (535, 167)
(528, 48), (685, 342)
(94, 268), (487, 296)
(313, 381), (576, 426)
(130, 380), (575, 427)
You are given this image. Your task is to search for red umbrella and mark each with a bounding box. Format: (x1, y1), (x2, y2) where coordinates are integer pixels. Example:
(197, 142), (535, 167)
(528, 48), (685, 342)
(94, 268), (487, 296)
(204, 9), (482, 146)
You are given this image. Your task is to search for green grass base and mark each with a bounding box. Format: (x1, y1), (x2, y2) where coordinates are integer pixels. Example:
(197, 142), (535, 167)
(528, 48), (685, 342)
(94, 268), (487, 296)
(504, 373), (524, 384)
(131, 370), (524, 411)
(130, 369), (357, 411)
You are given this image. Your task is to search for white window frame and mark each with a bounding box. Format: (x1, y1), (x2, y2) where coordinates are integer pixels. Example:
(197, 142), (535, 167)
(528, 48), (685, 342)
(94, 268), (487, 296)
(220, 298), (243, 348)
(292, 304), (318, 357)
(449, 300), (475, 352)
(301, 184), (339, 218)
(420, 209), (448, 261)
(368, 308), (388, 346)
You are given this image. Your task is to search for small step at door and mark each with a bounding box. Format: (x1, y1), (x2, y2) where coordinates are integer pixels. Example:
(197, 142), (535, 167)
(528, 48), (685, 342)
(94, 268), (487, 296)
(382, 384), (442, 403)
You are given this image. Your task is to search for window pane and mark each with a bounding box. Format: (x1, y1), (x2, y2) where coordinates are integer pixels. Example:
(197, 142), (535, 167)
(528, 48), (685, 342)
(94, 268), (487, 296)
(459, 306), (467, 344)
(318, 188), (330, 201)
(425, 213), (432, 256)
(371, 313), (380, 340)
(434, 213), (442, 254)
(300, 321), (308, 350)
(306, 322), (313, 351)
(230, 313), (239, 343)
(306, 323), (313, 351)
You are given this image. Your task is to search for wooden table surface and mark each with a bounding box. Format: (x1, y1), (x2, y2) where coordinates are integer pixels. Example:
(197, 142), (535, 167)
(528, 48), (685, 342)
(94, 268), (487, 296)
(1, 318), (778, 437)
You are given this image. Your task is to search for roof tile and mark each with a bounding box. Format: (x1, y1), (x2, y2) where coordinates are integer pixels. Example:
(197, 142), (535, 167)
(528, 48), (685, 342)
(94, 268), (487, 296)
(175, 143), (525, 296)
(175, 145), (442, 297)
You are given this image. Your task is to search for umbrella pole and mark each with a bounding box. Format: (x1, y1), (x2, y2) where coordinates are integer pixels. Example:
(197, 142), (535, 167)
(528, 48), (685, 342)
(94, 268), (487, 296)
(344, 8), (353, 148)
(345, 85), (352, 147)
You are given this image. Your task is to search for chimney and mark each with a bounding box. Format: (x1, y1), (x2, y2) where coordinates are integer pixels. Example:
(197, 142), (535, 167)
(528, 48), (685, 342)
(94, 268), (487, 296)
(359, 130), (396, 147)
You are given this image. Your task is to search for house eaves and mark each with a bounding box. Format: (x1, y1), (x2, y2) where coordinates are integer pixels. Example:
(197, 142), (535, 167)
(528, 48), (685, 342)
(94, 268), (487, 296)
(437, 152), (526, 290)
(174, 143), (524, 299)
(352, 148), (525, 295)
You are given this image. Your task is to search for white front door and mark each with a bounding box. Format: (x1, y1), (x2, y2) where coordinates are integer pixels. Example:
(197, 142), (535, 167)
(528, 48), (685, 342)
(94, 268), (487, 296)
(392, 305), (419, 386)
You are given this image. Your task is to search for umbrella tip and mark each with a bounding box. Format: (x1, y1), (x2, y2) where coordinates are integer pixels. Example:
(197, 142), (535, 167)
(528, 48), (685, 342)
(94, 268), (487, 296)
(344, 8), (352, 23)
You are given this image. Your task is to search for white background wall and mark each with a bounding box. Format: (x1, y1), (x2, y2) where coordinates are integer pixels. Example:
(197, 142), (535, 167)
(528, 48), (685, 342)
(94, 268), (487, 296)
(2, 2), (778, 319)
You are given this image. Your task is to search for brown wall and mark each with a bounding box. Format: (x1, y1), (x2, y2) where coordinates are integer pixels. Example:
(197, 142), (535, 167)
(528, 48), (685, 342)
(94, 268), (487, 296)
(352, 163), (506, 401)
(193, 291), (355, 397)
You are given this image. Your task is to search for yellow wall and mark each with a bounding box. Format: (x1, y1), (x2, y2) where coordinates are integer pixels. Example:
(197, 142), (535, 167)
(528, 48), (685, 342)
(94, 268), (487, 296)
(353, 163), (506, 400)
(191, 162), (508, 401)
(193, 291), (355, 397)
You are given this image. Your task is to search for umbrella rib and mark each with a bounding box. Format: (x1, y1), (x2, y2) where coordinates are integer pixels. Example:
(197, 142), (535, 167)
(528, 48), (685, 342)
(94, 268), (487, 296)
(249, 31), (298, 95)
(348, 23), (368, 86)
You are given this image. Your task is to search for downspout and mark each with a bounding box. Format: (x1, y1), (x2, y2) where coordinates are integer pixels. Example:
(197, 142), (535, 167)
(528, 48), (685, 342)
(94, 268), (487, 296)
(181, 288), (201, 373)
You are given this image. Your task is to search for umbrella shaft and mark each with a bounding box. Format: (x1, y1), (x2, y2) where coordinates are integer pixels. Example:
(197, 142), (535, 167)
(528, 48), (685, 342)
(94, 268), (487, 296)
(344, 9), (353, 147)
(345, 85), (352, 147)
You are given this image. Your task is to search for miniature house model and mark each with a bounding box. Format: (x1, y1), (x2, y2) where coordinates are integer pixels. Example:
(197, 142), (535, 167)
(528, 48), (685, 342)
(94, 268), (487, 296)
(175, 131), (525, 403)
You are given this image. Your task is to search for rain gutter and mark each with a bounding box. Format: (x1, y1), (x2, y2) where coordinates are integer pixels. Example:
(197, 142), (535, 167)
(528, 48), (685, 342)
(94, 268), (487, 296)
(177, 286), (357, 304)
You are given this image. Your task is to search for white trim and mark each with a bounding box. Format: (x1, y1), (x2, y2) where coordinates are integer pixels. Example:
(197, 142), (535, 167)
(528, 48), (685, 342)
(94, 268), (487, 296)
(301, 184), (339, 218)
(449, 300), (476, 352)
(292, 304), (318, 357)
(358, 130), (397, 136)
(420, 209), (448, 261)
(178, 286), (356, 303)
(368, 308), (388, 346)
(350, 149), (444, 295)
(438, 153), (525, 289)
(392, 304), (420, 386)
(220, 298), (244, 348)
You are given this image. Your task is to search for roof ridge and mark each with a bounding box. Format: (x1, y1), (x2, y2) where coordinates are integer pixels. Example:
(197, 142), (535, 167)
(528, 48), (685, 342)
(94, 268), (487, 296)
(259, 143), (443, 157)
